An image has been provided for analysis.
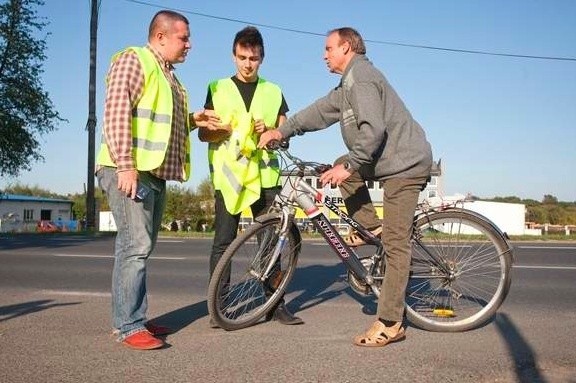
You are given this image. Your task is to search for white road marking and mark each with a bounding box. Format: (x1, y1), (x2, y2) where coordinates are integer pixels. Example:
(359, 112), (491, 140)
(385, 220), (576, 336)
(41, 289), (110, 297)
(515, 246), (576, 250)
(52, 254), (185, 260)
(513, 265), (576, 270)
(53, 254), (114, 258)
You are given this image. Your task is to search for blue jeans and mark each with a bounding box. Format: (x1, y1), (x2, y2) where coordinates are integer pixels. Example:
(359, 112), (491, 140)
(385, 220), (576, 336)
(96, 167), (166, 339)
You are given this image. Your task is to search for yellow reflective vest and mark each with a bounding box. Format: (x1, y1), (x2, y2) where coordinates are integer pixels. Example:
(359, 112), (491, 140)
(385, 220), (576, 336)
(208, 77), (282, 214)
(97, 46), (191, 180)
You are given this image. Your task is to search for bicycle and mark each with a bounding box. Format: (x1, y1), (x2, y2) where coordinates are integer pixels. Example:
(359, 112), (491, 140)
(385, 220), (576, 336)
(207, 142), (514, 332)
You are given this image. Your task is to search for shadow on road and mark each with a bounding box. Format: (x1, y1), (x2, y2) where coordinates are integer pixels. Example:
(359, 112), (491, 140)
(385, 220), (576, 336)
(150, 300), (208, 333)
(0, 299), (81, 323)
(495, 313), (547, 383)
(153, 263), (376, 332)
(285, 263), (377, 317)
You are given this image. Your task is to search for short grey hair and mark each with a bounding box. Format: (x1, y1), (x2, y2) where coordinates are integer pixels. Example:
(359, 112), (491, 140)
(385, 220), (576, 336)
(328, 27), (366, 54)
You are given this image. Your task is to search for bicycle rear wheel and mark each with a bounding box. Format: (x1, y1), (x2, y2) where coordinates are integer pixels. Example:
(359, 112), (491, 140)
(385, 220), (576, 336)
(207, 213), (301, 331)
(406, 208), (513, 332)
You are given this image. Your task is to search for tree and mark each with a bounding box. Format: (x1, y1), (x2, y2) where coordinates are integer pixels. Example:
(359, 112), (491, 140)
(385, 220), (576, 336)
(492, 196), (522, 204)
(526, 206), (547, 224)
(2, 182), (63, 198)
(542, 194), (558, 205)
(68, 189), (108, 220)
(162, 179), (215, 231)
(0, 0), (65, 177)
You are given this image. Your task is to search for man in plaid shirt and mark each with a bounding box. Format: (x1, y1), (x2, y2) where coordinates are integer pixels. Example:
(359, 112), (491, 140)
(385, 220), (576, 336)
(96, 9), (211, 350)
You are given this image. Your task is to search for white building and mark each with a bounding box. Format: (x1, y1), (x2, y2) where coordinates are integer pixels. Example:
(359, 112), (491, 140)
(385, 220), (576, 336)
(99, 211), (117, 232)
(426, 194), (526, 236)
(0, 194), (74, 232)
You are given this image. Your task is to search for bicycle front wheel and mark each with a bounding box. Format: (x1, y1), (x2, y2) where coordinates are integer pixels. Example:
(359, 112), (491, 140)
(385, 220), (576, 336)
(207, 213), (301, 331)
(406, 209), (513, 332)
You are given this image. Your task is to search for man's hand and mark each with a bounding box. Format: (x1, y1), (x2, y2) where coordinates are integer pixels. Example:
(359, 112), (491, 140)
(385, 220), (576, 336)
(253, 119), (267, 134)
(257, 129), (283, 149)
(197, 110), (233, 143)
(319, 164), (351, 187)
(191, 109), (221, 130)
(116, 169), (138, 199)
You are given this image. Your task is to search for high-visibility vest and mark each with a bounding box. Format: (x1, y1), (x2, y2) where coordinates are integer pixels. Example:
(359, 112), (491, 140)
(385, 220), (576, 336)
(208, 77), (282, 214)
(97, 46), (191, 180)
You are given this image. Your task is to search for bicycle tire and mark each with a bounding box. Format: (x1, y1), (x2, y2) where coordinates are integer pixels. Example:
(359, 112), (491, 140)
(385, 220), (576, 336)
(406, 208), (513, 332)
(207, 213), (301, 331)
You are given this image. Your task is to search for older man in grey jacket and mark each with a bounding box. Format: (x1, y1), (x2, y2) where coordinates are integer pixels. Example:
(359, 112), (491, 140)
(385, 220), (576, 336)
(258, 27), (433, 348)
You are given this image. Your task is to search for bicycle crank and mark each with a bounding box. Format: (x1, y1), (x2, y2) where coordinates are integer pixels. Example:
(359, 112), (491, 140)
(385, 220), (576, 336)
(348, 257), (381, 296)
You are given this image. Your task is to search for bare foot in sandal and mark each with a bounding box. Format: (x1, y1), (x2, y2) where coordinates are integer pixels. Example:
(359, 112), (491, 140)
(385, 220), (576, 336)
(353, 320), (406, 347)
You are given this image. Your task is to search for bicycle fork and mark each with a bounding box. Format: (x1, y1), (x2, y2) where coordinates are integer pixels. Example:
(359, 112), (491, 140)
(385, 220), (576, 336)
(255, 207), (294, 283)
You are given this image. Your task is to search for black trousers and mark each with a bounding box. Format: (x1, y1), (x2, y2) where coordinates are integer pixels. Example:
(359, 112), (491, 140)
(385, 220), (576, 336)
(209, 187), (280, 276)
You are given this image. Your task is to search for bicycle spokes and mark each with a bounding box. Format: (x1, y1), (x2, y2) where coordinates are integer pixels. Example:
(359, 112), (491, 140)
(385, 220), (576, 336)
(207, 214), (301, 330)
(406, 210), (512, 331)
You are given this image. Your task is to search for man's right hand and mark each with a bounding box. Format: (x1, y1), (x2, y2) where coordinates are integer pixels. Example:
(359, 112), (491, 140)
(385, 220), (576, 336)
(257, 129), (283, 149)
(116, 169), (138, 199)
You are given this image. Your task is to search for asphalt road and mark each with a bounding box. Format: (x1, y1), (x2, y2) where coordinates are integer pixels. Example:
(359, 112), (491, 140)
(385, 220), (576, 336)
(0, 234), (575, 383)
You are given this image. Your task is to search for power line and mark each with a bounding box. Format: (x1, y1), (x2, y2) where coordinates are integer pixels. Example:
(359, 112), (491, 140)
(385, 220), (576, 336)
(363, 40), (576, 62)
(124, 0), (576, 62)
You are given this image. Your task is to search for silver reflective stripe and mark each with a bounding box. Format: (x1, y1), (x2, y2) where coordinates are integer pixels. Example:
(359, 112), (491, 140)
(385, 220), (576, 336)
(221, 163), (242, 194)
(233, 143), (241, 159)
(237, 156), (250, 166)
(260, 158), (279, 169)
(133, 137), (167, 151)
(133, 108), (171, 124)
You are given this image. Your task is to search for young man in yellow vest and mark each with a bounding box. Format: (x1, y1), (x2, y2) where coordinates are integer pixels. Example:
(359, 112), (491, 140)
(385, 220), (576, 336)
(96, 10), (210, 350)
(199, 26), (303, 325)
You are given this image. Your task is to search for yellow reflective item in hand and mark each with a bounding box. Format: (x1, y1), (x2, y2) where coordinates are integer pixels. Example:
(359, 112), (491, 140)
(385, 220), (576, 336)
(228, 112), (256, 158)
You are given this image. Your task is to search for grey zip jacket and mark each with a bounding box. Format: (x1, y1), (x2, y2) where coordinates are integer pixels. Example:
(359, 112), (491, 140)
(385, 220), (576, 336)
(278, 54), (433, 180)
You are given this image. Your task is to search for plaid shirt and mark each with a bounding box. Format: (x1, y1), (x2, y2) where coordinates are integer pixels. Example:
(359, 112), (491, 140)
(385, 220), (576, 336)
(102, 45), (188, 181)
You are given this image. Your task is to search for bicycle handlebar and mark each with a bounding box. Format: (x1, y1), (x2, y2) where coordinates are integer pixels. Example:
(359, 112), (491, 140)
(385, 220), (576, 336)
(266, 139), (332, 175)
(265, 139), (290, 151)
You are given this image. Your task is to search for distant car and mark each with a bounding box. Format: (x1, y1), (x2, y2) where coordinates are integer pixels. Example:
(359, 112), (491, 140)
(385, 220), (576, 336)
(37, 220), (61, 233)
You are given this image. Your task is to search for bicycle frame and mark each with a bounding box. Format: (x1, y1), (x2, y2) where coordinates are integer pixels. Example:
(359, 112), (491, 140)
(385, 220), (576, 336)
(270, 167), (384, 295)
(266, 147), (499, 294)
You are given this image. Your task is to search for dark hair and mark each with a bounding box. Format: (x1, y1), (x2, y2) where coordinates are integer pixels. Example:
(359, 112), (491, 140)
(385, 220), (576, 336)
(148, 10), (189, 39)
(329, 27), (366, 55)
(233, 26), (265, 59)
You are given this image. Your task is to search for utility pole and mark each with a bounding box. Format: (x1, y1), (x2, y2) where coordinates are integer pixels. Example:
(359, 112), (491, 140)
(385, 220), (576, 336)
(85, 0), (99, 230)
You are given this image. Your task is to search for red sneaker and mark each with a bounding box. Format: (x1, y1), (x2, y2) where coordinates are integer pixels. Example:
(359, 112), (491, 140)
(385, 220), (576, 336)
(145, 323), (172, 336)
(122, 331), (164, 350)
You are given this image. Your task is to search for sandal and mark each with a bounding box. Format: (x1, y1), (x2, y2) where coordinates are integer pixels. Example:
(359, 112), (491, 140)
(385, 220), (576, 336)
(343, 226), (383, 247)
(353, 321), (406, 347)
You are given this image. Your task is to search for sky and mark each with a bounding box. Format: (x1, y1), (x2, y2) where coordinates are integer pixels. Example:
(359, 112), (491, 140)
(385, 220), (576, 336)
(1, 0), (575, 202)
